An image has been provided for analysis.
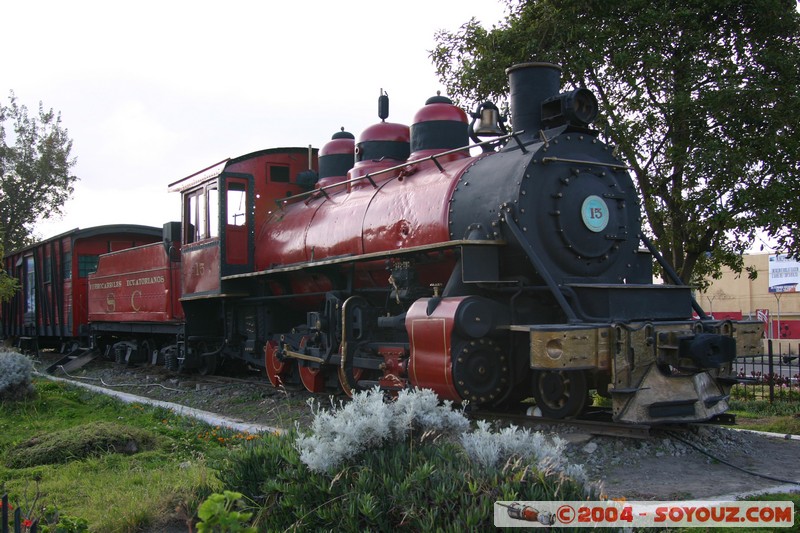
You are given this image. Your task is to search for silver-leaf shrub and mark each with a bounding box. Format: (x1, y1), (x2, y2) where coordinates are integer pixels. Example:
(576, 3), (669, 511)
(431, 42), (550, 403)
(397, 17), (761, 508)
(296, 387), (470, 472)
(0, 349), (36, 401)
(296, 386), (590, 491)
(459, 419), (591, 489)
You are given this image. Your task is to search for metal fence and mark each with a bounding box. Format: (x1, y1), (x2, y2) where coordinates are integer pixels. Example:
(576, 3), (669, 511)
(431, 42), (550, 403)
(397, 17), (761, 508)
(734, 340), (800, 403)
(1, 494), (37, 533)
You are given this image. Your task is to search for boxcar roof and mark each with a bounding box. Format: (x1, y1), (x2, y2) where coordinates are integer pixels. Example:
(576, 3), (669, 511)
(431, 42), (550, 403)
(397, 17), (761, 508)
(4, 224), (163, 257)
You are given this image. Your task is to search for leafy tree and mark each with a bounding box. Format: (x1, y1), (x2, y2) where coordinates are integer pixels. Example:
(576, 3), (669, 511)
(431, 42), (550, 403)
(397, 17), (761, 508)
(432, 0), (800, 285)
(0, 92), (77, 254)
(0, 242), (19, 301)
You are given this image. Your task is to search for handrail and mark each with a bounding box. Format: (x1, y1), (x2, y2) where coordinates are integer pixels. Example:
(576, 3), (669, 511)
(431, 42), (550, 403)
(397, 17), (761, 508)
(275, 130), (526, 208)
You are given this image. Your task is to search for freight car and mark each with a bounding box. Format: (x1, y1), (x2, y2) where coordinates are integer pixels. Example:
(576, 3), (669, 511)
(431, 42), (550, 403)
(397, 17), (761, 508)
(1, 225), (164, 352)
(1, 62), (764, 424)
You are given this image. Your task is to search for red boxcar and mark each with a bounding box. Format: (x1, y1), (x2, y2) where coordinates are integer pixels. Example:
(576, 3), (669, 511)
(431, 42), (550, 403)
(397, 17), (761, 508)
(1, 225), (163, 348)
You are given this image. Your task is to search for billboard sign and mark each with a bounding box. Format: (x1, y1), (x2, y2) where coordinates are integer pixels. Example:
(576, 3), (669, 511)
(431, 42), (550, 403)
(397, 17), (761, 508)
(768, 254), (800, 293)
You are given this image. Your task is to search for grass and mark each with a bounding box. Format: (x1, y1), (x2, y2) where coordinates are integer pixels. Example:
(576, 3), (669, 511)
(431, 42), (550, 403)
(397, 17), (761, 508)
(729, 413), (800, 435)
(728, 398), (800, 435)
(2, 378), (798, 531)
(0, 379), (265, 531)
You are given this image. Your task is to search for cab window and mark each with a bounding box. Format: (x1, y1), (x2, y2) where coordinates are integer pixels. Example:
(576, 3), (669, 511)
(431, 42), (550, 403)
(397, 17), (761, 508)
(227, 182), (247, 226)
(184, 184), (219, 242)
(208, 187), (219, 238)
(269, 165), (290, 183)
(185, 189), (204, 243)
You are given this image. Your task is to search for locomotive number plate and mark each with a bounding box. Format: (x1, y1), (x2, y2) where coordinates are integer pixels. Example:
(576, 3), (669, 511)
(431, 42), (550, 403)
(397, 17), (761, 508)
(581, 195), (609, 233)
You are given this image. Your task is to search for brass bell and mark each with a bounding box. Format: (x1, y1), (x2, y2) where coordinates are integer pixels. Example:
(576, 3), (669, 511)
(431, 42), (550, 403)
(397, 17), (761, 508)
(471, 101), (505, 137)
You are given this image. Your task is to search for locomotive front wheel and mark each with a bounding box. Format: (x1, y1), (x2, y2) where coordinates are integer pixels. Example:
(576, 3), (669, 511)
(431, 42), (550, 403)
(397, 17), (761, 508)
(531, 369), (588, 419)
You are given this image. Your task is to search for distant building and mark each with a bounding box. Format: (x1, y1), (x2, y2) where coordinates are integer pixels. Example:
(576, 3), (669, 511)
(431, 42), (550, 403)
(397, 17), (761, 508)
(698, 253), (799, 340)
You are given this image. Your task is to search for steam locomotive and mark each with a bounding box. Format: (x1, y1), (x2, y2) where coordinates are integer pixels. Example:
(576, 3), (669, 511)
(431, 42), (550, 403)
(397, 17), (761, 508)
(2, 62), (763, 424)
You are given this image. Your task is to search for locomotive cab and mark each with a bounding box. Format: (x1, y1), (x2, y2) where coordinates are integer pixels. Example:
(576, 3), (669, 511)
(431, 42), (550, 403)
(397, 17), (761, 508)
(168, 147), (320, 295)
(166, 147), (319, 371)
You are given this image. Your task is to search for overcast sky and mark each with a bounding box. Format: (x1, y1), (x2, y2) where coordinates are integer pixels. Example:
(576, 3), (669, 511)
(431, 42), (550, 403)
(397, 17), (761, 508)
(3, 0), (507, 238)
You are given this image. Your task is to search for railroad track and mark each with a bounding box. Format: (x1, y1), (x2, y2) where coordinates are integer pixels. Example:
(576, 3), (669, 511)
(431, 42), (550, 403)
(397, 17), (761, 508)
(471, 407), (740, 440)
(471, 409), (656, 439)
(41, 352), (739, 442)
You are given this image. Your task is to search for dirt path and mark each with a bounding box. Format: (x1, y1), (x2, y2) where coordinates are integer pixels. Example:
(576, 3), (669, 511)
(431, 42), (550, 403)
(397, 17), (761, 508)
(593, 431), (800, 500)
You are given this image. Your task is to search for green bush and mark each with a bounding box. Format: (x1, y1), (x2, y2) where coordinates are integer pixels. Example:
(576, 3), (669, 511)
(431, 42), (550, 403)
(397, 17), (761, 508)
(775, 387), (800, 402)
(216, 388), (596, 531)
(730, 384), (757, 401)
(0, 350), (36, 402)
(5, 421), (158, 468)
(227, 388), (596, 530)
(218, 431), (593, 531)
(211, 440), (285, 501)
(38, 506), (90, 533)
(196, 491), (256, 533)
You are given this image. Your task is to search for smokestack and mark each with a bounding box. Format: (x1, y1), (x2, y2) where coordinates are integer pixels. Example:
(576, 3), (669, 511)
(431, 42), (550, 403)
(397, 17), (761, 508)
(506, 62), (562, 141)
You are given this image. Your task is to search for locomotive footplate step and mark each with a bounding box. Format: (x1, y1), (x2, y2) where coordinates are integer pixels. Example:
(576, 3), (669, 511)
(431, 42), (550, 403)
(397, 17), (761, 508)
(45, 355), (73, 374)
(46, 349), (98, 374)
